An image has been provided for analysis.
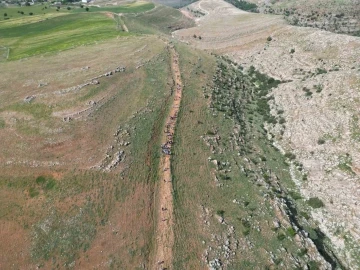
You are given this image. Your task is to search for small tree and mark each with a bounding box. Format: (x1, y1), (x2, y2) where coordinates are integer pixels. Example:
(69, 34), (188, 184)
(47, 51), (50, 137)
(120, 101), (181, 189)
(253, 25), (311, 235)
(67, 6), (71, 10)
(267, 36), (272, 41)
(85, 7), (89, 11)
(4, 13), (7, 17)
(29, 12), (33, 15)
(193, 34), (197, 38)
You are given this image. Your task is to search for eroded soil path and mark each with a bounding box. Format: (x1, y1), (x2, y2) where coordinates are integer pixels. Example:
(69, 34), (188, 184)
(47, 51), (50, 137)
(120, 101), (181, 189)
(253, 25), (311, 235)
(152, 45), (182, 270)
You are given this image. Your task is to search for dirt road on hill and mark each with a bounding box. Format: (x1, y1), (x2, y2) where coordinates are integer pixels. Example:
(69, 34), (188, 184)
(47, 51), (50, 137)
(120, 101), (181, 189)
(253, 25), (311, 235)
(152, 45), (182, 270)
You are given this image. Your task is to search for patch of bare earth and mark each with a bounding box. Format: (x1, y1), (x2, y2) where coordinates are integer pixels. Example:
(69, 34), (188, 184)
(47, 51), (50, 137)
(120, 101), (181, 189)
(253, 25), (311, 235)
(152, 46), (183, 270)
(0, 35), (170, 267)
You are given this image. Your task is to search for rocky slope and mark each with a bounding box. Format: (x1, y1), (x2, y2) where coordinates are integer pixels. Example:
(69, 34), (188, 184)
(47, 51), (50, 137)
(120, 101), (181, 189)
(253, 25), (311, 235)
(174, 0), (360, 267)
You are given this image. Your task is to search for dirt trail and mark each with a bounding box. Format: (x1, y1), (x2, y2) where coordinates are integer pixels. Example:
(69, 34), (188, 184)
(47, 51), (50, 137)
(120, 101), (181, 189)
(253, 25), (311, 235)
(118, 14), (129, 32)
(106, 12), (129, 32)
(152, 45), (182, 270)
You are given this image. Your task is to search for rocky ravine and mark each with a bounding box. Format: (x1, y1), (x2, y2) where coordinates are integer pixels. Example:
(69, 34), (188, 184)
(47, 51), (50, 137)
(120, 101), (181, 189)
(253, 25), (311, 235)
(174, 0), (360, 267)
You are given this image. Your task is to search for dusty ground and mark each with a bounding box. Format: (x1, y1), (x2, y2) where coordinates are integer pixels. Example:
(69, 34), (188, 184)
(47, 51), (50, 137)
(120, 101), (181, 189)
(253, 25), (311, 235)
(0, 36), (163, 174)
(0, 34), (172, 269)
(153, 45), (183, 270)
(174, 0), (360, 266)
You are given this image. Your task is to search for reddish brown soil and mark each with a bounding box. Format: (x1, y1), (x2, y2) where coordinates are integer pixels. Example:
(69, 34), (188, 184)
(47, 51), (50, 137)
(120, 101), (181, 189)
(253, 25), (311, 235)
(152, 46), (183, 270)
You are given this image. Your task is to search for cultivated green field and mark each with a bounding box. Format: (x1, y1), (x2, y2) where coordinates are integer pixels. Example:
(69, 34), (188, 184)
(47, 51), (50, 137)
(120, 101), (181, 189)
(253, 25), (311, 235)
(0, 4), (66, 21)
(72, 1), (155, 13)
(0, 12), (129, 60)
(0, 1), (156, 60)
(0, 1), (154, 21)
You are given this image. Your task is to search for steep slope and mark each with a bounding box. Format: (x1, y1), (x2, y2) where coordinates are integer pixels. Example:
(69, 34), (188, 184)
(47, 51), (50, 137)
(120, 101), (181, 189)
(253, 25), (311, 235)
(174, 0), (360, 267)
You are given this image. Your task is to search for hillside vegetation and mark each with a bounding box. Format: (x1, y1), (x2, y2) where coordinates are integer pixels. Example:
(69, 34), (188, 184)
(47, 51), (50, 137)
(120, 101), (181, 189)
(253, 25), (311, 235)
(0, 2), (192, 268)
(175, 0), (360, 267)
(0, 0), (359, 269)
(239, 0), (360, 36)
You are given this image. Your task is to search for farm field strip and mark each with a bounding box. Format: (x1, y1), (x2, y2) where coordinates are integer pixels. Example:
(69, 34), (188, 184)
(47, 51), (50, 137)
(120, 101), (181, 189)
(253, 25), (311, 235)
(0, 1), (154, 22)
(0, 12), (130, 60)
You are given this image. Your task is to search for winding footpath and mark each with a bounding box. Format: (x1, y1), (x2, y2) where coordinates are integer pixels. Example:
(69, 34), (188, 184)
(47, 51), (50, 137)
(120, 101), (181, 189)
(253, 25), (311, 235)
(153, 45), (183, 270)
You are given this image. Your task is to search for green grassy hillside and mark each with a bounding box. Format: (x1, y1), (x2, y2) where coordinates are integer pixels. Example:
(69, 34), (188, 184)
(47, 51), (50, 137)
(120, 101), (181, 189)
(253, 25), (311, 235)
(123, 5), (194, 34)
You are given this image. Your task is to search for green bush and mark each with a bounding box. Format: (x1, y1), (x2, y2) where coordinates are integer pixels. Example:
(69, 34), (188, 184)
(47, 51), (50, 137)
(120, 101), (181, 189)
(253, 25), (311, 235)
(307, 197), (325, 208)
(317, 138), (325, 145)
(284, 152), (296, 160)
(315, 68), (327, 75)
(35, 176), (56, 191)
(279, 118), (286, 124)
(308, 261), (319, 270)
(36, 176), (46, 185)
(286, 227), (296, 237)
(29, 187), (39, 198)
(297, 248), (307, 256)
(300, 211), (310, 220)
(289, 191), (302, 200)
(277, 233), (286, 240)
(45, 179), (56, 191)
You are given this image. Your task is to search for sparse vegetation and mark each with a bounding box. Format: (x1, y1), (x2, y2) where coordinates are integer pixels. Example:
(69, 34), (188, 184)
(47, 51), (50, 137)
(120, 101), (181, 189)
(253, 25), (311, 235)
(0, 0), (358, 268)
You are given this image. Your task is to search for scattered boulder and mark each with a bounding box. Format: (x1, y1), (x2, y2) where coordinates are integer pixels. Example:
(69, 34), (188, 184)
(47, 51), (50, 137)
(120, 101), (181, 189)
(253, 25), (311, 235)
(273, 219), (281, 229)
(24, 95), (36, 103)
(209, 258), (222, 270)
(115, 66), (126, 73)
(63, 116), (72, 122)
